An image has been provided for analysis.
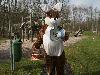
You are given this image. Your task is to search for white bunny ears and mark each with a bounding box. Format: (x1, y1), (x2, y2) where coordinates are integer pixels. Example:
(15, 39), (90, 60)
(40, 4), (52, 12)
(53, 2), (62, 11)
(40, 2), (62, 12)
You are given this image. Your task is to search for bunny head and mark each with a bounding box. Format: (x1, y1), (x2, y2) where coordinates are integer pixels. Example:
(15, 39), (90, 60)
(40, 2), (62, 27)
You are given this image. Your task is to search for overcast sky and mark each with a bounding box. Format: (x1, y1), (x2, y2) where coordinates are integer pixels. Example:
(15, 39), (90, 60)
(69, 0), (100, 9)
(6, 0), (100, 10)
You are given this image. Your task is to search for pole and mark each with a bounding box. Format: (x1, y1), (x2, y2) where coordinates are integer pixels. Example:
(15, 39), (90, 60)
(30, 11), (33, 42)
(9, 18), (11, 39)
(90, 7), (93, 31)
(8, 0), (12, 71)
(73, 15), (75, 31)
(9, 1), (15, 71)
(25, 26), (27, 39)
(95, 8), (98, 35)
(22, 17), (24, 42)
(8, 0), (13, 71)
(10, 23), (15, 71)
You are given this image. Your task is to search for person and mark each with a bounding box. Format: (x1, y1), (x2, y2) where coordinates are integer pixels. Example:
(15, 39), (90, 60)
(40, 2), (69, 75)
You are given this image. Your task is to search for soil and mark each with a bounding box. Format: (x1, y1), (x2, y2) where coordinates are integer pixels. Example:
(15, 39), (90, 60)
(0, 36), (85, 59)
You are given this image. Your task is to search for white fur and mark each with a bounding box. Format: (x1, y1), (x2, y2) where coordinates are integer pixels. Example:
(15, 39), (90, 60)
(45, 17), (61, 27)
(43, 17), (64, 56)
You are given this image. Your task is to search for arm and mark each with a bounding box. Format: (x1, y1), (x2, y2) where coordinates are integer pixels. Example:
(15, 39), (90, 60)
(63, 32), (69, 42)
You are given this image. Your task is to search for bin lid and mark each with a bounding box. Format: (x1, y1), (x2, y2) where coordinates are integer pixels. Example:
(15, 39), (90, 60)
(13, 38), (22, 44)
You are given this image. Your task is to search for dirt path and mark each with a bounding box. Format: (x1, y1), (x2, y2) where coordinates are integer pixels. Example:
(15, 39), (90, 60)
(0, 36), (86, 59)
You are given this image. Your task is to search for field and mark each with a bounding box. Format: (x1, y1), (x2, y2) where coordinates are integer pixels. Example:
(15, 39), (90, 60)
(64, 32), (100, 75)
(0, 32), (100, 75)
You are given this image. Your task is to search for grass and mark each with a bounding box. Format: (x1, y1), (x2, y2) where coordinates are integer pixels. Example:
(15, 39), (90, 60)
(0, 59), (43, 75)
(83, 31), (96, 36)
(0, 36), (7, 44)
(64, 31), (100, 75)
(0, 31), (100, 75)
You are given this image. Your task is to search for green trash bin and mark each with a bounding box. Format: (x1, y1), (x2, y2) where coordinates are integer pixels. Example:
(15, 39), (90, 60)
(13, 38), (22, 62)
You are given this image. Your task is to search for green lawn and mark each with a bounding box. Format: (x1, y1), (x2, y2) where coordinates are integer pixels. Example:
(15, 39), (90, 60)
(0, 32), (100, 75)
(64, 32), (100, 75)
(0, 59), (43, 75)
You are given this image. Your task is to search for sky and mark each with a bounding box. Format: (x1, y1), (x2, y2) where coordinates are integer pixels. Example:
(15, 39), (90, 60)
(2, 0), (100, 10)
(68, 0), (100, 9)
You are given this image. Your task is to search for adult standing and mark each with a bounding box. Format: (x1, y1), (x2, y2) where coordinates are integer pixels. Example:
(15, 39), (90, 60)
(41, 2), (69, 75)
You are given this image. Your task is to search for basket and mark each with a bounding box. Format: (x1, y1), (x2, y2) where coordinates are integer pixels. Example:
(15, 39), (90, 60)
(31, 48), (46, 61)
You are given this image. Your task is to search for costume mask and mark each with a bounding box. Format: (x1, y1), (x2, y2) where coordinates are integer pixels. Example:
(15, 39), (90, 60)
(49, 18), (61, 27)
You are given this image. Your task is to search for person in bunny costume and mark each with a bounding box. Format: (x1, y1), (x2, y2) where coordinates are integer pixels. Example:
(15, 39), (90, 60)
(40, 2), (69, 75)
